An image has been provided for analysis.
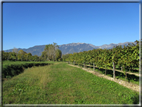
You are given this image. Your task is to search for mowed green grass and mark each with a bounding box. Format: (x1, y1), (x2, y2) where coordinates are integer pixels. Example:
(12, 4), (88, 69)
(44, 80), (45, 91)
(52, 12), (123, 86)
(3, 62), (139, 104)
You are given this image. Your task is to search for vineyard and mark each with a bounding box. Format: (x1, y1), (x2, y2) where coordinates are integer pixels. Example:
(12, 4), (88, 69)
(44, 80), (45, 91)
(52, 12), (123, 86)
(62, 40), (140, 84)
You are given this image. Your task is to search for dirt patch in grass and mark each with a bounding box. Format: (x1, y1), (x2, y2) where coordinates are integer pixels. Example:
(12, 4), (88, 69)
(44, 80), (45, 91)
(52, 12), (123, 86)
(68, 64), (139, 92)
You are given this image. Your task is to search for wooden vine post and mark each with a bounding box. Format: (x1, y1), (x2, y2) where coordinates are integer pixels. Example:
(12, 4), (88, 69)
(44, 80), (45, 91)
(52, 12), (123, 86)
(84, 62), (85, 68)
(93, 63), (96, 71)
(113, 62), (115, 79)
(125, 66), (127, 81)
(126, 72), (127, 81)
(93, 63), (94, 71)
(105, 67), (107, 75)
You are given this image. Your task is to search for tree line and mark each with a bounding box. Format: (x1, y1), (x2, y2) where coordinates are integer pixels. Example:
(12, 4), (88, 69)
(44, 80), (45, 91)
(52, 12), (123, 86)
(2, 42), (62, 61)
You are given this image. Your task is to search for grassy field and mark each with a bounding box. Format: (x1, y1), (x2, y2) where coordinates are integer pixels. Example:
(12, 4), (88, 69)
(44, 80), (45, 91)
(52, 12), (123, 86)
(3, 62), (139, 104)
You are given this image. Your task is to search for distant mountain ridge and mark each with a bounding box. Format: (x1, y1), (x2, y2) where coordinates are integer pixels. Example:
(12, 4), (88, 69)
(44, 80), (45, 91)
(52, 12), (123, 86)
(4, 42), (135, 56)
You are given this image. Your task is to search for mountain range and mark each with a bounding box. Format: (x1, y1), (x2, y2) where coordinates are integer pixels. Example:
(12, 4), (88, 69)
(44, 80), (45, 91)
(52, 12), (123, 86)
(4, 41), (135, 56)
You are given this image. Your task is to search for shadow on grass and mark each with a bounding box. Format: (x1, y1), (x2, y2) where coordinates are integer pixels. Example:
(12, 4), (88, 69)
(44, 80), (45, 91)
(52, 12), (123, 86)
(90, 67), (139, 83)
(132, 94), (139, 104)
(2, 63), (54, 81)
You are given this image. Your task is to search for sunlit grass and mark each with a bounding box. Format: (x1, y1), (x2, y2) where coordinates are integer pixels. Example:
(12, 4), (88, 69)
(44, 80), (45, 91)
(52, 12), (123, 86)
(3, 62), (139, 104)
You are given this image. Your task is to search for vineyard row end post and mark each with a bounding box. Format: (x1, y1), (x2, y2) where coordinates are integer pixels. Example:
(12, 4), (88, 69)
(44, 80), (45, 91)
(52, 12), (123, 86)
(113, 62), (115, 79)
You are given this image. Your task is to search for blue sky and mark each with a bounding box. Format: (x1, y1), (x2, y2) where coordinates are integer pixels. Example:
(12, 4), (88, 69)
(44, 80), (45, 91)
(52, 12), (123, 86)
(3, 2), (139, 50)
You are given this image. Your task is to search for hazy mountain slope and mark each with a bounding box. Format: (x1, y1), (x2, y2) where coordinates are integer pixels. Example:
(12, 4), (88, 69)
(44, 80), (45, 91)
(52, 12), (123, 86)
(4, 42), (135, 56)
(59, 43), (97, 54)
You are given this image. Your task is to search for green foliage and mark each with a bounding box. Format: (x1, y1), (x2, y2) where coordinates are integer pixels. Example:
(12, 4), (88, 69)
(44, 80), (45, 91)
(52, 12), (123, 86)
(2, 61), (53, 78)
(63, 40), (139, 73)
(41, 42), (62, 61)
(55, 49), (62, 61)
(2, 49), (43, 61)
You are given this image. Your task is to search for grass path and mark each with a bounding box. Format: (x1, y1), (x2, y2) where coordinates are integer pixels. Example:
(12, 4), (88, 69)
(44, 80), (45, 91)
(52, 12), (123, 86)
(68, 63), (139, 92)
(3, 62), (139, 104)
